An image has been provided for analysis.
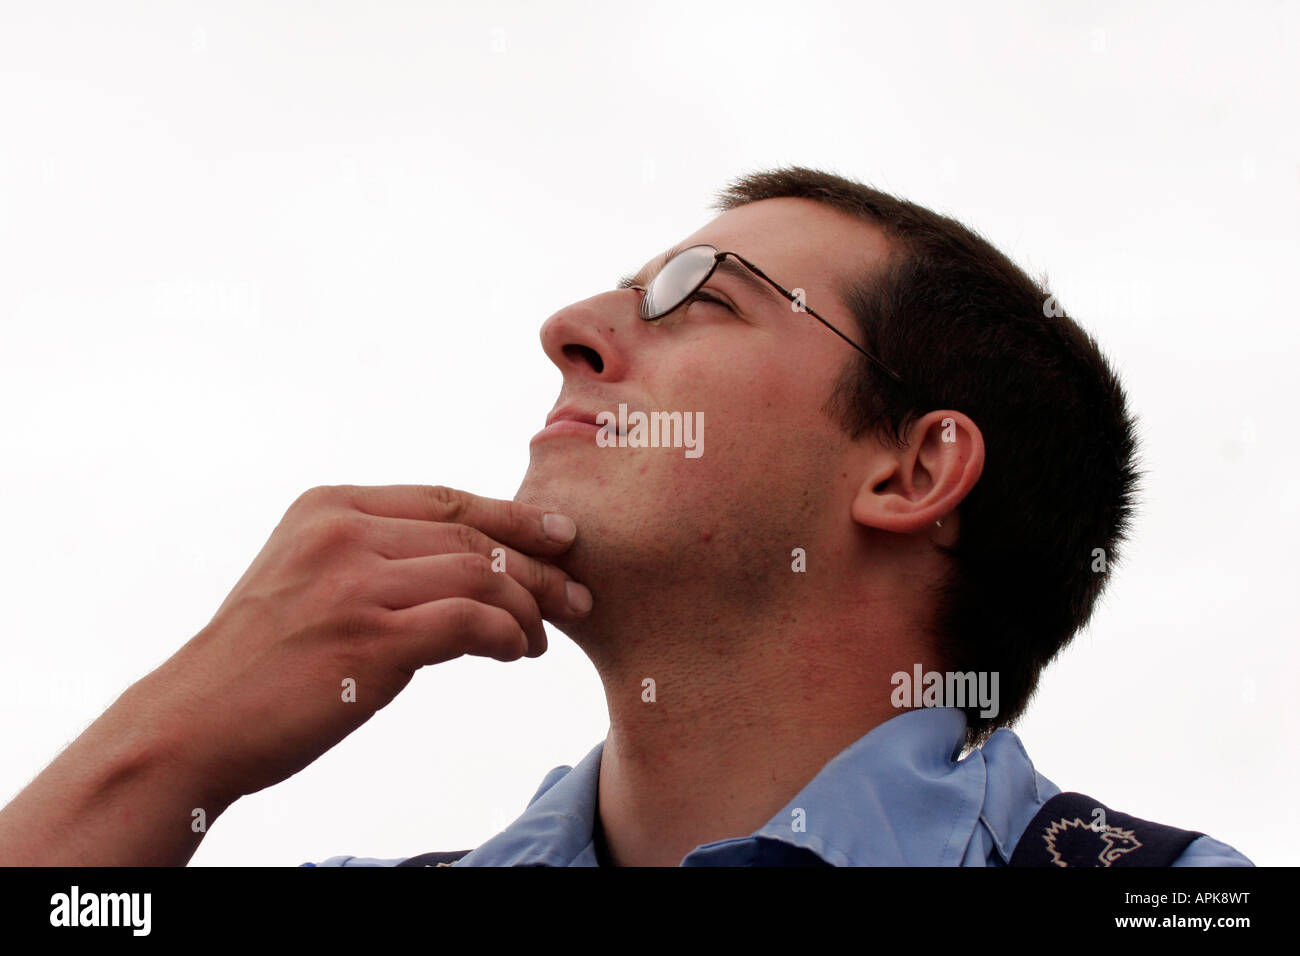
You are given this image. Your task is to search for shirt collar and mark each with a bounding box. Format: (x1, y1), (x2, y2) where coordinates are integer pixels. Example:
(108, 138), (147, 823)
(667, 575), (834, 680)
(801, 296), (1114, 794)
(455, 740), (605, 867)
(455, 707), (987, 866)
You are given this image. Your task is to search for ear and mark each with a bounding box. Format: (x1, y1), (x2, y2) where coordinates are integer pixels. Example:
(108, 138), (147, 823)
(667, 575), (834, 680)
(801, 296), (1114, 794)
(850, 410), (985, 538)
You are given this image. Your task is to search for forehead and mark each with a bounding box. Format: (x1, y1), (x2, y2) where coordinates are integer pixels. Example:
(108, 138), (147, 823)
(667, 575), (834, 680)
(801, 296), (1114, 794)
(672, 197), (892, 296)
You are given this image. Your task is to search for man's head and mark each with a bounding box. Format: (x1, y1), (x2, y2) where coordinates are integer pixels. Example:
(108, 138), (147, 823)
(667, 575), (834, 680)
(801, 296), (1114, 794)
(516, 166), (1138, 748)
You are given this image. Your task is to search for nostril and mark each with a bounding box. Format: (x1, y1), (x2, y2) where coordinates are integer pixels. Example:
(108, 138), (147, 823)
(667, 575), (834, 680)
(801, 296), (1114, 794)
(563, 344), (604, 374)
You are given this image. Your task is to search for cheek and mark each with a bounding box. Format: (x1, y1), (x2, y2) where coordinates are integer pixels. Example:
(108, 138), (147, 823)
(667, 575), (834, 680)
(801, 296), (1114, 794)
(636, 343), (834, 492)
(671, 342), (812, 414)
(656, 387), (803, 499)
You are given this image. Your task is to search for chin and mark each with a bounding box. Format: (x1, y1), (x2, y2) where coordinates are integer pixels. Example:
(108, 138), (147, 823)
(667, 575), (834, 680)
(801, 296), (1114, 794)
(514, 470), (624, 586)
(513, 462), (619, 516)
(513, 469), (579, 514)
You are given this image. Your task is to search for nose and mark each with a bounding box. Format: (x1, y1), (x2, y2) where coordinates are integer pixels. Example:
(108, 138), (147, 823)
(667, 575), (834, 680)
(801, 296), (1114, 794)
(538, 289), (640, 382)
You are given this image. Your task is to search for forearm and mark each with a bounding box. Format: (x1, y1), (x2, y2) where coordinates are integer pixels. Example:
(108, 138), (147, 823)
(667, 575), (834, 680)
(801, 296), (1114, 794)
(0, 682), (236, 866)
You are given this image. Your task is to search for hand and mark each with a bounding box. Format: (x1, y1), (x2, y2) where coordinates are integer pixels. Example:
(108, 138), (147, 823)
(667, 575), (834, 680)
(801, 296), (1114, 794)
(137, 484), (590, 805)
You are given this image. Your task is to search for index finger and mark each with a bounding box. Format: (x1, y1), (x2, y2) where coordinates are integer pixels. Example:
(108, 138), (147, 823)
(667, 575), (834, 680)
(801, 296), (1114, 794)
(332, 484), (578, 556)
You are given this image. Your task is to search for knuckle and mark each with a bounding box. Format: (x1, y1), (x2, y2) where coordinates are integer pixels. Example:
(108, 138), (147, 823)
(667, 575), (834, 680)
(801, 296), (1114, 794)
(503, 498), (530, 538)
(459, 552), (498, 595)
(450, 522), (481, 556)
(518, 557), (552, 600)
(312, 512), (365, 553)
(445, 596), (479, 637)
(289, 486), (351, 525)
(324, 571), (369, 609)
(425, 485), (464, 521)
(369, 607), (402, 639)
(523, 588), (543, 623)
(299, 485), (339, 507)
(288, 486), (324, 516)
(332, 621), (379, 671)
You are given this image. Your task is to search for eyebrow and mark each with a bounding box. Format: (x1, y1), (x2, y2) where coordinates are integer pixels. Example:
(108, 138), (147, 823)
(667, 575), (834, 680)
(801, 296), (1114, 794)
(617, 244), (789, 311)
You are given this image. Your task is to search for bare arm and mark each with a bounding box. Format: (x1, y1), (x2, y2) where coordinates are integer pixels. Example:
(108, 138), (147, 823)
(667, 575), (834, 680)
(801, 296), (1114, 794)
(0, 672), (236, 866)
(0, 485), (588, 866)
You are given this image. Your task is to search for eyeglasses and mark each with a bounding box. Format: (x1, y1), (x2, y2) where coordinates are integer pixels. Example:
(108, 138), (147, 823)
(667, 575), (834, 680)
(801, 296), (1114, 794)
(625, 243), (906, 387)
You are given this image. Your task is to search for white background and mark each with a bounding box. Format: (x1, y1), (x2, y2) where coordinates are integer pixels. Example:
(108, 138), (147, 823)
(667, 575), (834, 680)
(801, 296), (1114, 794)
(1, 1), (1295, 866)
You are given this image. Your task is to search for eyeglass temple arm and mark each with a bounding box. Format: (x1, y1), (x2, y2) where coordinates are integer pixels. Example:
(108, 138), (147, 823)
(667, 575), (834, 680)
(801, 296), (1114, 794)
(722, 252), (907, 387)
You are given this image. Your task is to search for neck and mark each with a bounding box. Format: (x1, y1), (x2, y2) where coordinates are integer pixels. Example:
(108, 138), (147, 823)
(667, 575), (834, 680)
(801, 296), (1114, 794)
(580, 587), (917, 867)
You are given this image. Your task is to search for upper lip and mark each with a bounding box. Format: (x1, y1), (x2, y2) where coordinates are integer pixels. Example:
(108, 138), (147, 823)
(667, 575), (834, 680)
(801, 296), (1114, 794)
(545, 403), (624, 434)
(545, 405), (604, 428)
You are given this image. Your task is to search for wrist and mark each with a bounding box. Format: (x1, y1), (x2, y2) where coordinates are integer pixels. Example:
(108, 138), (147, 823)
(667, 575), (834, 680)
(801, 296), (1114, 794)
(104, 676), (241, 820)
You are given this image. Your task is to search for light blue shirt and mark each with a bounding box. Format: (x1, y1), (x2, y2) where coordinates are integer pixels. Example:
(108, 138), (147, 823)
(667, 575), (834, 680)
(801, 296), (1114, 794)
(301, 707), (1252, 867)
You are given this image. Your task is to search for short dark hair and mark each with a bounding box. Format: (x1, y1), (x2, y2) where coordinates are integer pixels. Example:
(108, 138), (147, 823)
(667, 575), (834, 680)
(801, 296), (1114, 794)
(713, 166), (1141, 748)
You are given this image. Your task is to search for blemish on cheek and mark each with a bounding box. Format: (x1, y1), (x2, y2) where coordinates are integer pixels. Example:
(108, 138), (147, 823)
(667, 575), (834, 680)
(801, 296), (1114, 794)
(701, 531), (713, 543)
(639, 463), (648, 473)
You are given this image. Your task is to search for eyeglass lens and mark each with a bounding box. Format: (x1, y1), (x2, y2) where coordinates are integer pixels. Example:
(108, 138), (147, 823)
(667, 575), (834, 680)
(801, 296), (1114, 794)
(640, 245), (718, 320)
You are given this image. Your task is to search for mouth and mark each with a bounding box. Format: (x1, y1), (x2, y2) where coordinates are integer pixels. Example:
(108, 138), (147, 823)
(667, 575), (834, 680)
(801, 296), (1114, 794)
(545, 409), (602, 429)
(533, 404), (625, 445)
(543, 404), (628, 435)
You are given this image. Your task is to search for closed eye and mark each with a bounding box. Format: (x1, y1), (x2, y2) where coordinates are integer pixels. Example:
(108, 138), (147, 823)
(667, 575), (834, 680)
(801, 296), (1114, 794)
(686, 288), (734, 312)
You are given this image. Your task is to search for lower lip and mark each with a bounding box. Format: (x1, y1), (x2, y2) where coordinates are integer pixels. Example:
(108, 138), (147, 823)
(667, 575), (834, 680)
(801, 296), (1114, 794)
(530, 419), (603, 444)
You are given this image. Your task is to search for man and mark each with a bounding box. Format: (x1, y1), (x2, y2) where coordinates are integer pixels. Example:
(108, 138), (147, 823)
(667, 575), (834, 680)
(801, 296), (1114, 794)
(0, 167), (1251, 867)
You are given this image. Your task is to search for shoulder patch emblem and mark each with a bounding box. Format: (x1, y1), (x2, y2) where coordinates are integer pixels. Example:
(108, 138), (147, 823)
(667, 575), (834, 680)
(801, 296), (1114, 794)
(1008, 792), (1203, 868)
(1041, 815), (1142, 867)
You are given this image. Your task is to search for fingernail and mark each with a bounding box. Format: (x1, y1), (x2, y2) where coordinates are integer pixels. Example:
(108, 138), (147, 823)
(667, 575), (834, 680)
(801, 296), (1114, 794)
(565, 580), (593, 615)
(543, 513), (576, 542)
